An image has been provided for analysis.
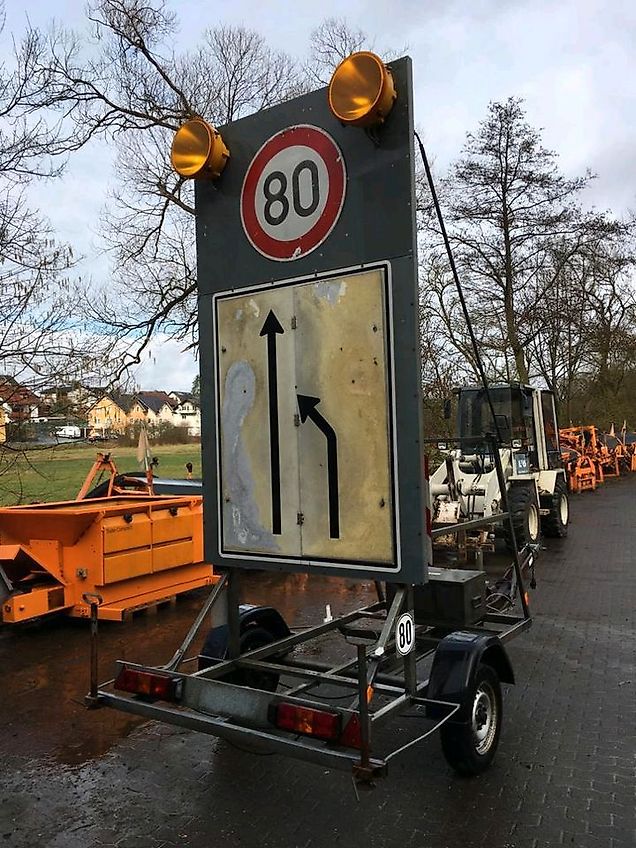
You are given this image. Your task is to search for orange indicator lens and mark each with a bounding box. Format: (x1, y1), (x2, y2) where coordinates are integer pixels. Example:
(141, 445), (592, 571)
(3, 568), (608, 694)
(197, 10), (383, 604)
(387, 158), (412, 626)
(171, 119), (229, 180)
(328, 51), (396, 127)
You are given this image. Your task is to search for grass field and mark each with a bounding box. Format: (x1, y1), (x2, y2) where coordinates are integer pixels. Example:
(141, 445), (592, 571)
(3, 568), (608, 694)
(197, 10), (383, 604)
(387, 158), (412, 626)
(0, 443), (203, 506)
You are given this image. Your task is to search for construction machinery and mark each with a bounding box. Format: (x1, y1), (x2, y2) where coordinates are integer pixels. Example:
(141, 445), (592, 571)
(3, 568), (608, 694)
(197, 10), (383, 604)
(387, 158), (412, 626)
(559, 445), (598, 493)
(0, 494), (215, 623)
(430, 383), (569, 553)
(0, 453), (215, 624)
(76, 451), (154, 499)
(607, 430), (636, 474)
(560, 425), (636, 492)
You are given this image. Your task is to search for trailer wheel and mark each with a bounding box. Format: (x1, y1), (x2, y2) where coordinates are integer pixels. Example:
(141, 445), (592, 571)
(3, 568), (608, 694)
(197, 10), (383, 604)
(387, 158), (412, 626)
(440, 663), (502, 776)
(237, 625), (281, 692)
(200, 624), (280, 692)
(542, 479), (569, 538)
(504, 486), (540, 551)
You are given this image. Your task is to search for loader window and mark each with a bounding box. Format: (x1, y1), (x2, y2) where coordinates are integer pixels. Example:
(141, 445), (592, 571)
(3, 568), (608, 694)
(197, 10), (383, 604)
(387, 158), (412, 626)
(541, 391), (561, 469)
(457, 387), (525, 445)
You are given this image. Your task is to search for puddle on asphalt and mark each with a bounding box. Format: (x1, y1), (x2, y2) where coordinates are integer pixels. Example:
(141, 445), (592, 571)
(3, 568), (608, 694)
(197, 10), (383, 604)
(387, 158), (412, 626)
(0, 573), (376, 767)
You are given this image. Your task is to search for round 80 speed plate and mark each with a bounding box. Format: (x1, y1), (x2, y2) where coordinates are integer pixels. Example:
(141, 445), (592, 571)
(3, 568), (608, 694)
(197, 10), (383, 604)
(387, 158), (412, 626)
(240, 125), (347, 262)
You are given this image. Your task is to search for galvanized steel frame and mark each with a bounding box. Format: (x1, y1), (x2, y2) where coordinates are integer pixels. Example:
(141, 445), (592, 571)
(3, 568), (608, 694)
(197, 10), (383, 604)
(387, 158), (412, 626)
(94, 573), (529, 780)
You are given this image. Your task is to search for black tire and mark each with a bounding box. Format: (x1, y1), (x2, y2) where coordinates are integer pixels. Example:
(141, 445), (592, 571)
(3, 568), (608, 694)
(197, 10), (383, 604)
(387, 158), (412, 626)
(200, 625), (280, 692)
(236, 625), (280, 692)
(440, 663), (502, 776)
(503, 485), (540, 552)
(542, 478), (569, 538)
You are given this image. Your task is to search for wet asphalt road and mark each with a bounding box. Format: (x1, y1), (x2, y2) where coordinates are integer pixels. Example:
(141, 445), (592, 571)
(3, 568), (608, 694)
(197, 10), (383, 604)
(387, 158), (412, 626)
(1, 478), (635, 848)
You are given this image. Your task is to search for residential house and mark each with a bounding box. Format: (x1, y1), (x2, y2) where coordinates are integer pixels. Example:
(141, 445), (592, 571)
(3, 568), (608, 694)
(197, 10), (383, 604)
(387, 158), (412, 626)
(128, 391), (179, 430)
(169, 391), (201, 437)
(87, 394), (135, 435)
(0, 403), (9, 444)
(0, 376), (40, 422)
(41, 383), (105, 415)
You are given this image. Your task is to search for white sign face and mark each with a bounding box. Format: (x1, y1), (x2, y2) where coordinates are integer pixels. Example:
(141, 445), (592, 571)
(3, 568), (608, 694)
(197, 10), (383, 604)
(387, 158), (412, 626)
(253, 146), (330, 241)
(395, 612), (415, 656)
(213, 264), (399, 572)
(240, 125), (346, 262)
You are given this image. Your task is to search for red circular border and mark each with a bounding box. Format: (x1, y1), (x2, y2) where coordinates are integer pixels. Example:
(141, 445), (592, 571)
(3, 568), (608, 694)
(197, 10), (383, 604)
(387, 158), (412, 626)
(240, 125), (346, 261)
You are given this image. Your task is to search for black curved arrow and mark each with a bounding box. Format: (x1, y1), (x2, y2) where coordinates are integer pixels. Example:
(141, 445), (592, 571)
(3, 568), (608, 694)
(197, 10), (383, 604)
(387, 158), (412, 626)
(260, 310), (284, 535)
(297, 394), (340, 539)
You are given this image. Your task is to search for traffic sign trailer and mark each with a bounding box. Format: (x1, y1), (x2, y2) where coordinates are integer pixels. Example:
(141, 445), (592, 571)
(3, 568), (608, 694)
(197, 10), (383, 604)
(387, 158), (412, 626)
(88, 562), (530, 783)
(88, 53), (533, 782)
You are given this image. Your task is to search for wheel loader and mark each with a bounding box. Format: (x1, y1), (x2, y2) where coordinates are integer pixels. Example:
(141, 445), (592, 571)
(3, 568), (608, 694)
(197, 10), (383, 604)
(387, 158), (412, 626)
(430, 383), (569, 552)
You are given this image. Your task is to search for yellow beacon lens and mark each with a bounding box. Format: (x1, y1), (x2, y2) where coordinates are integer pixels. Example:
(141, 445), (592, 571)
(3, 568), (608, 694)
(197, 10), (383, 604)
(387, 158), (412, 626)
(328, 51), (396, 128)
(171, 119), (230, 180)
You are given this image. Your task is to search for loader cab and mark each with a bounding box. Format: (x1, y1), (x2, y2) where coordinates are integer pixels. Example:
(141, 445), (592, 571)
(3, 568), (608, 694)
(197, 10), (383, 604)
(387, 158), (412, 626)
(456, 384), (539, 471)
(455, 383), (562, 473)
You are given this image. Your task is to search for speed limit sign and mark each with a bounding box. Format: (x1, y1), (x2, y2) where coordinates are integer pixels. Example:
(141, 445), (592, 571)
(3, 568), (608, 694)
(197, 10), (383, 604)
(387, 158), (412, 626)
(395, 612), (415, 656)
(240, 125), (346, 261)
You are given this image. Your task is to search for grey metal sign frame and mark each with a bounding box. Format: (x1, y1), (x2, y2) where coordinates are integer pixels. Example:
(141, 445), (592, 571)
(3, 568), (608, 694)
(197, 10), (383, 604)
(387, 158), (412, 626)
(196, 56), (430, 584)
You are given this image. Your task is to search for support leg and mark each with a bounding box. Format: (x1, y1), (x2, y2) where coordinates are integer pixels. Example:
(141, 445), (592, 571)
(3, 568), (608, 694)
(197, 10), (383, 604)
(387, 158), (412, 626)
(227, 570), (241, 659)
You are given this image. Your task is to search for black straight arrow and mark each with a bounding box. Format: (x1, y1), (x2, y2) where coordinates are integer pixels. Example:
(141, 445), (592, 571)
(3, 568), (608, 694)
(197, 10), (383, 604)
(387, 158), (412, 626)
(297, 394), (340, 539)
(260, 309), (284, 535)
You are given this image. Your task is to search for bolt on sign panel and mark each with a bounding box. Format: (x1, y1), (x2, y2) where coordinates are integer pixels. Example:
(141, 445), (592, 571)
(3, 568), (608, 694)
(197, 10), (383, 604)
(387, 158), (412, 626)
(215, 265), (396, 569)
(196, 57), (430, 583)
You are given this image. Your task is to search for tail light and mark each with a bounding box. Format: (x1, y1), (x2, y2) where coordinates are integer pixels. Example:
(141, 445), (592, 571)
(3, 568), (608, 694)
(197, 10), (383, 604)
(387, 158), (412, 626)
(114, 667), (182, 701)
(339, 713), (362, 749)
(270, 703), (342, 741)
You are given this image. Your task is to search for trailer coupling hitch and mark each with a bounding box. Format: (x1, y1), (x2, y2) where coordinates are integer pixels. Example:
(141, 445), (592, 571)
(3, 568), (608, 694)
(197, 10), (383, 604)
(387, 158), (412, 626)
(83, 592), (104, 709)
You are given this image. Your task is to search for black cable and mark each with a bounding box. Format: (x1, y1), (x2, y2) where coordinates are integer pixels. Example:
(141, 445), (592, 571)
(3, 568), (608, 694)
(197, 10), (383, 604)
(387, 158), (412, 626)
(414, 130), (502, 445)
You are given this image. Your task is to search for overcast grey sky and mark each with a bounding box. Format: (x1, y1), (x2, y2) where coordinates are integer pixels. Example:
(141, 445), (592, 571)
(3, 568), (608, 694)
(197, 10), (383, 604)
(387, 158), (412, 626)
(2, 0), (635, 390)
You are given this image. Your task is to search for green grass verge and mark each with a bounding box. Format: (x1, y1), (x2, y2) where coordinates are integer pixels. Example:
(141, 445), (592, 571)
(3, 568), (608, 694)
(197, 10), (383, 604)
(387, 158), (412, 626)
(0, 443), (203, 506)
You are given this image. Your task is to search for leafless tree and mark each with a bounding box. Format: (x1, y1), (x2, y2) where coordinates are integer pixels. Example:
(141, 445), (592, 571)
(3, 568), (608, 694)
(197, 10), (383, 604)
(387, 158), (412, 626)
(305, 18), (368, 85)
(0, 1), (113, 399)
(11, 1), (305, 373)
(0, 1), (124, 498)
(419, 97), (631, 396)
(7, 5), (404, 379)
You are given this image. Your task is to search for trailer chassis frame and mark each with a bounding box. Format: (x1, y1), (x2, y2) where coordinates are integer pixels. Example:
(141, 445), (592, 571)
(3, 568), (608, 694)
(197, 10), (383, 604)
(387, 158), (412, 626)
(88, 561), (531, 783)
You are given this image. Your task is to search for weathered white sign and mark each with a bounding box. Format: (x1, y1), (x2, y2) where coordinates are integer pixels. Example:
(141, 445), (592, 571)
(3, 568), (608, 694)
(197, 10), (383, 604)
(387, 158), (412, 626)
(213, 264), (399, 571)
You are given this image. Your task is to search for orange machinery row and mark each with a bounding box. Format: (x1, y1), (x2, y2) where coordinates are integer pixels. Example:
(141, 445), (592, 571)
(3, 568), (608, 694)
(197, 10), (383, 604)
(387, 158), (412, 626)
(559, 425), (636, 493)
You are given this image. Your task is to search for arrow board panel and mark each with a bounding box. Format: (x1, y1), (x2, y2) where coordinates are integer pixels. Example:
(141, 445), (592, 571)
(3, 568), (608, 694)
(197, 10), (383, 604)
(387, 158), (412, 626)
(213, 263), (398, 571)
(196, 57), (430, 585)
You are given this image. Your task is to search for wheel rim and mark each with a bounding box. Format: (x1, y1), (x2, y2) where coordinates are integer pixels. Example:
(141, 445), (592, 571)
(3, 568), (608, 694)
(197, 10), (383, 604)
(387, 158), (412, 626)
(528, 503), (539, 541)
(471, 681), (498, 755)
(559, 493), (569, 525)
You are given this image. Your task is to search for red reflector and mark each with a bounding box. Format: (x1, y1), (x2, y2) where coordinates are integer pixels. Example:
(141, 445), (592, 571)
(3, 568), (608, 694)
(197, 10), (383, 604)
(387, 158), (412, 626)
(274, 703), (341, 741)
(339, 713), (362, 749)
(114, 668), (180, 701)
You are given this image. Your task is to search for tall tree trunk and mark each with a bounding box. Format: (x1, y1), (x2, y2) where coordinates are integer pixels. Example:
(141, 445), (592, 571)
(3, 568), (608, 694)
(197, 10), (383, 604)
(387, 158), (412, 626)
(502, 204), (529, 382)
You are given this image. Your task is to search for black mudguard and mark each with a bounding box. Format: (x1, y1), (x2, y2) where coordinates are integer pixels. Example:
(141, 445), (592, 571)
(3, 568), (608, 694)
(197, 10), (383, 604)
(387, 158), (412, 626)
(426, 631), (514, 723)
(198, 604), (290, 666)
